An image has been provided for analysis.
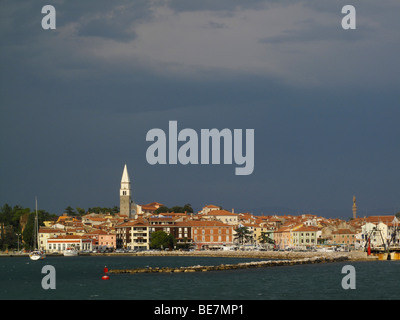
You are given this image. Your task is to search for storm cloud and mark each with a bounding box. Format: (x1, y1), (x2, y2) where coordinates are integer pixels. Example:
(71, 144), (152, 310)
(1, 0), (399, 217)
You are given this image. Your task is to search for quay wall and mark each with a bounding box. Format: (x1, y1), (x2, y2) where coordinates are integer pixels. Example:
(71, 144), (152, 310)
(104, 250), (373, 261)
(0, 250), (373, 261)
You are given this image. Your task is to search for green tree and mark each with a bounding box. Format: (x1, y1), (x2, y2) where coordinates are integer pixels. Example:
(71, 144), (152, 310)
(0, 204), (13, 226)
(154, 206), (170, 215)
(170, 206), (184, 213)
(183, 204), (194, 213)
(153, 204), (194, 215)
(87, 206), (118, 214)
(111, 206), (119, 214)
(76, 207), (86, 216)
(234, 226), (252, 245)
(0, 203), (57, 250)
(176, 237), (193, 250)
(22, 212), (35, 250)
(64, 206), (75, 216)
(258, 232), (274, 247)
(150, 231), (176, 250)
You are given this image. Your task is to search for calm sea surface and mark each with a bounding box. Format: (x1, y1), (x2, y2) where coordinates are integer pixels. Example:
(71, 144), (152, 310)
(0, 255), (399, 300)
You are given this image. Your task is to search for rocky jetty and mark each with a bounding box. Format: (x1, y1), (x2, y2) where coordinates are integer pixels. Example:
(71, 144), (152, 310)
(108, 254), (350, 274)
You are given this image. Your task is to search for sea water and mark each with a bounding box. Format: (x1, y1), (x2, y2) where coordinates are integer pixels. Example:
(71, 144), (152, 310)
(0, 255), (399, 300)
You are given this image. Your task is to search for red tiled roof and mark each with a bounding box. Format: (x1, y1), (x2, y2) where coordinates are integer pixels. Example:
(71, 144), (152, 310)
(206, 210), (237, 216)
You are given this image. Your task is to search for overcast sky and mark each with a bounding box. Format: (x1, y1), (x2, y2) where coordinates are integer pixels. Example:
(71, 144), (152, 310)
(1, 0), (399, 218)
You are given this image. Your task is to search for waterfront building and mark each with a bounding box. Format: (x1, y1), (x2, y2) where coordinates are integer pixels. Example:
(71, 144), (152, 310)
(86, 229), (117, 249)
(330, 229), (357, 247)
(274, 226), (293, 249)
(188, 220), (234, 250)
(98, 230), (116, 249)
(361, 221), (388, 248)
(291, 225), (319, 249)
(38, 227), (66, 251)
(46, 235), (93, 253)
(254, 221), (275, 248)
(115, 219), (150, 250)
(148, 216), (193, 247)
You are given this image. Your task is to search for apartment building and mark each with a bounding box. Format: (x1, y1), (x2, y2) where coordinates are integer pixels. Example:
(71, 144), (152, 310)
(331, 229), (357, 247)
(115, 219), (150, 250)
(188, 220), (234, 250)
(291, 225), (319, 248)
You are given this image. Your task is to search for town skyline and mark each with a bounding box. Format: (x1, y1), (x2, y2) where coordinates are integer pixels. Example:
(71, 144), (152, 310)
(1, 163), (399, 220)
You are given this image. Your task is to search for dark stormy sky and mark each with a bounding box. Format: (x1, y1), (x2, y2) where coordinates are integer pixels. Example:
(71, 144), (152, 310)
(1, 0), (399, 218)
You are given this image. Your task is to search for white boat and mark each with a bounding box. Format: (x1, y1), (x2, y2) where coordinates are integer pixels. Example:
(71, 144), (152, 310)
(29, 250), (45, 260)
(29, 198), (46, 260)
(63, 248), (78, 256)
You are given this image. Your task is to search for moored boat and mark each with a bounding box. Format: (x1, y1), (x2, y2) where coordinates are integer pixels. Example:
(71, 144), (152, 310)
(29, 250), (45, 260)
(63, 248), (78, 256)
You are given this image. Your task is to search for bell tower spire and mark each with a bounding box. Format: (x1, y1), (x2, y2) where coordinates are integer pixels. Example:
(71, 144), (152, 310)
(120, 164), (133, 218)
(352, 195), (357, 219)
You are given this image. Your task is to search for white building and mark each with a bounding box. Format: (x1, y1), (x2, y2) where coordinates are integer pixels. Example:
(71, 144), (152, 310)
(46, 235), (93, 253)
(361, 222), (389, 248)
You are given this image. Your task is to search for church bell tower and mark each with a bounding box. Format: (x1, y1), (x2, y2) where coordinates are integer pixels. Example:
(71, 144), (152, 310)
(352, 195), (357, 219)
(120, 164), (133, 218)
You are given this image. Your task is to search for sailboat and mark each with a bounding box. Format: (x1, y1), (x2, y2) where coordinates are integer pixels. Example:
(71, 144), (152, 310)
(29, 198), (46, 260)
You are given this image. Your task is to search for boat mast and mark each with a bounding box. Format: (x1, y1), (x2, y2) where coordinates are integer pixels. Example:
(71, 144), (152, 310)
(34, 197), (38, 250)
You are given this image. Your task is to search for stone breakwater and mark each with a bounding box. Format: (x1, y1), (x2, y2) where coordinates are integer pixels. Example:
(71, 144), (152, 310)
(108, 253), (363, 275)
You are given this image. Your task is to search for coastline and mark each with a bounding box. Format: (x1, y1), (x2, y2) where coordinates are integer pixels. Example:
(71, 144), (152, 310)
(0, 250), (374, 261)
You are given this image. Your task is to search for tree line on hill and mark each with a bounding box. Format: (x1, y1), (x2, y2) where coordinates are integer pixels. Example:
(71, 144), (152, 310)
(63, 203), (194, 216)
(153, 204), (194, 215)
(0, 203), (58, 251)
(64, 205), (120, 216)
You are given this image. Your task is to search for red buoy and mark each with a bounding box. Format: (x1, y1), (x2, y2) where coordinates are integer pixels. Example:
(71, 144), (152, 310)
(102, 266), (109, 279)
